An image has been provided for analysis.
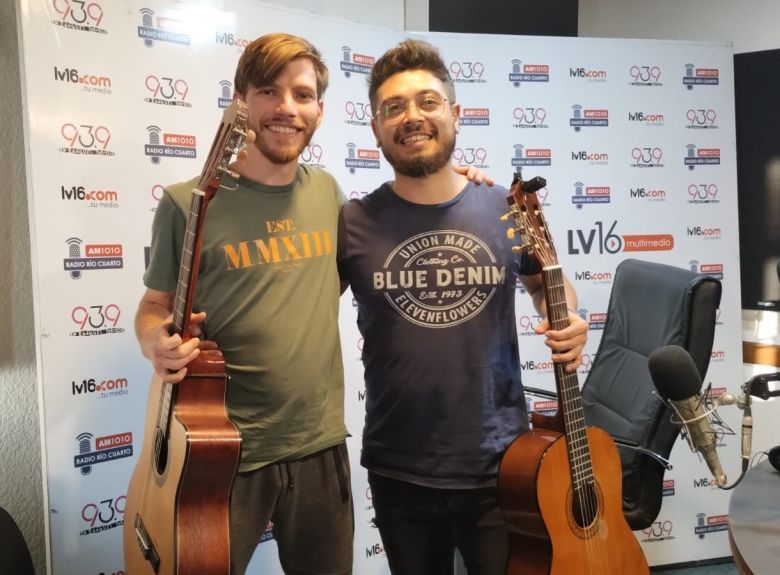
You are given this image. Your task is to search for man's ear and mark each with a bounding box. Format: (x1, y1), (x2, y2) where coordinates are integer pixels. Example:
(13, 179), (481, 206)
(316, 99), (324, 130)
(371, 117), (382, 148)
(452, 102), (461, 134)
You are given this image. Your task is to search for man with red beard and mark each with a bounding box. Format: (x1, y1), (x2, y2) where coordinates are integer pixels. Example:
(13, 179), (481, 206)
(136, 34), (352, 575)
(338, 39), (589, 575)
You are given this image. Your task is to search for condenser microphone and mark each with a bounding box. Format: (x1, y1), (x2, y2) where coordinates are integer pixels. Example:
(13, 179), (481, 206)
(648, 345), (727, 487)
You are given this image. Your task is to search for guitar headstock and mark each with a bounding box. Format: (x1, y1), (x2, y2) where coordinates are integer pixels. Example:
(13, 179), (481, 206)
(198, 99), (251, 196)
(503, 170), (558, 268)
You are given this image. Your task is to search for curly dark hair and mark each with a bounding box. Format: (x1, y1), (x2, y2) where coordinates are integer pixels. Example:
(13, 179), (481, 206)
(368, 39), (455, 111)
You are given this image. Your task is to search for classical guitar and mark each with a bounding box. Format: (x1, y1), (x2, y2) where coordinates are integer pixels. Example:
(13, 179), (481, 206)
(124, 100), (249, 575)
(498, 172), (649, 574)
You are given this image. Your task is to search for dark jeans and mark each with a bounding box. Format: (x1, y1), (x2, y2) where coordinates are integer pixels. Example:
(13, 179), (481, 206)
(229, 442), (353, 575)
(368, 471), (509, 575)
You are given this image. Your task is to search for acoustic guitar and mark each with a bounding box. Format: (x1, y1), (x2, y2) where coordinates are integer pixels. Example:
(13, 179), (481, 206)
(123, 100), (249, 575)
(498, 172), (649, 574)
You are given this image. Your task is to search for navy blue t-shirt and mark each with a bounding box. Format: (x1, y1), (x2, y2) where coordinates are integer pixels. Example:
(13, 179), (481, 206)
(338, 181), (540, 489)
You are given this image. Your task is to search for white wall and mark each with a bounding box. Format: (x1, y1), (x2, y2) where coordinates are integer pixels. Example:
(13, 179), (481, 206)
(578, 0), (780, 54)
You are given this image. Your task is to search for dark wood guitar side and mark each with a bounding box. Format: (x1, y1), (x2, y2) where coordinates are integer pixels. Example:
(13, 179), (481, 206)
(497, 172), (649, 574)
(124, 101), (249, 575)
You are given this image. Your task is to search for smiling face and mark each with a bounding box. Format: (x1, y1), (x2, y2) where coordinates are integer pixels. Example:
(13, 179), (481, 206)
(240, 57), (323, 165)
(371, 69), (460, 178)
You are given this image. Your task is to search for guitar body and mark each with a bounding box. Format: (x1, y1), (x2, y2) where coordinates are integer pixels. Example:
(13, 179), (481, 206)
(499, 425), (648, 575)
(124, 351), (241, 575)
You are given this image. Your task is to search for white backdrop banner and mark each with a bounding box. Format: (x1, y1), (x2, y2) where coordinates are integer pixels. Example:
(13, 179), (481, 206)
(19, 0), (741, 573)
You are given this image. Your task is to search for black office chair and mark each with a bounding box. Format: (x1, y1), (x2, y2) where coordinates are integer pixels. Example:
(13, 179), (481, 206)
(526, 258), (722, 530)
(0, 506), (35, 575)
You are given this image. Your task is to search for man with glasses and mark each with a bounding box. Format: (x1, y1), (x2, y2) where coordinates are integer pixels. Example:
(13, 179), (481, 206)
(338, 39), (589, 574)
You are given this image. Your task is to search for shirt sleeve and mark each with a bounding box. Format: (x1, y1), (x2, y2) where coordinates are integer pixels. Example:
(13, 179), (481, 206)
(143, 191), (186, 292)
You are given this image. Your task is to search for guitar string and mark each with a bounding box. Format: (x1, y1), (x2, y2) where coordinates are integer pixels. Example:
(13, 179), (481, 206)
(527, 223), (607, 571)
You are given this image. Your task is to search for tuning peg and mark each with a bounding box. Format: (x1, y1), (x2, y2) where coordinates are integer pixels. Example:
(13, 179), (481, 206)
(500, 212), (514, 221)
(506, 228), (516, 239)
(511, 246), (525, 254)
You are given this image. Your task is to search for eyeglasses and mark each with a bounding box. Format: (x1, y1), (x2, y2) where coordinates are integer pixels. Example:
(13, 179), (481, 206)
(373, 92), (449, 124)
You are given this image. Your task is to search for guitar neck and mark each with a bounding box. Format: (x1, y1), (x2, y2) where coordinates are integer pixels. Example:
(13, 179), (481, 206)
(541, 265), (594, 489)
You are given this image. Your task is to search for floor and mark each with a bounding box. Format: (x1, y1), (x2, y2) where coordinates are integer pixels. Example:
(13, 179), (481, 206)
(651, 559), (739, 574)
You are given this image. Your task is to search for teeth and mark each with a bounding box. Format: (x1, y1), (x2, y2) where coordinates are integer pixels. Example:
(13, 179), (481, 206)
(267, 125), (297, 134)
(401, 135), (430, 144)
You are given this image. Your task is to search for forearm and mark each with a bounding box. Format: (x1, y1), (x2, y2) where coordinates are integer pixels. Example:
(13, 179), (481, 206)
(135, 296), (172, 359)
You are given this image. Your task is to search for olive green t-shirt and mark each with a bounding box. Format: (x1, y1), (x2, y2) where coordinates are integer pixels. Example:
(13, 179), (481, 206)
(144, 165), (346, 472)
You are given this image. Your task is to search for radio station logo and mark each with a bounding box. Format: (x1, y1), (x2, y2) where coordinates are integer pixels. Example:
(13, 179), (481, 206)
(59, 123), (114, 156)
(710, 349), (726, 362)
(630, 147), (664, 168)
(74, 431), (133, 475)
(694, 513), (728, 538)
(215, 31), (251, 50)
(686, 225), (722, 240)
(578, 353), (594, 375)
(217, 80), (233, 108)
(687, 183), (720, 204)
(366, 541), (386, 559)
(453, 146), (489, 169)
(685, 144), (721, 169)
(61, 185), (119, 208)
(641, 519), (675, 543)
(72, 376), (129, 399)
(567, 221), (674, 255)
(569, 67), (607, 82)
(511, 145), (551, 167)
(260, 521), (275, 544)
(531, 399), (558, 417)
(571, 150), (608, 165)
(508, 59), (549, 86)
(460, 108), (490, 126)
(144, 75), (191, 107)
(662, 479), (675, 496)
(535, 185), (551, 207)
(301, 143), (325, 168)
(683, 64), (719, 89)
(689, 260), (724, 279)
(629, 186), (667, 202)
(150, 184), (164, 213)
(449, 61), (486, 84)
(344, 143), (379, 173)
(587, 311), (607, 330)
(51, 0), (107, 34)
(569, 105), (609, 131)
(628, 111), (664, 126)
(145, 126), (197, 163)
(517, 314), (543, 336)
(344, 100), (371, 126)
(80, 495), (125, 536)
(64, 238), (123, 278)
(512, 107), (548, 129)
(520, 357), (554, 374)
(571, 182), (610, 209)
(573, 269), (613, 285)
(375, 231), (506, 328)
(340, 46), (374, 77)
(54, 66), (112, 94)
(137, 8), (190, 47)
(70, 303), (124, 336)
(629, 65), (662, 87)
(686, 108), (718, 129)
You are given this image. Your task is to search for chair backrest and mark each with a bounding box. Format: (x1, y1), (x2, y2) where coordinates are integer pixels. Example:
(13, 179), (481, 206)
(581, 258), (722, 530)
(0, 506), (35, 575)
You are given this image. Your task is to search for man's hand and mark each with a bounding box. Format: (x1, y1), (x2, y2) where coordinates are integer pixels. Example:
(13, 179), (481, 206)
(535, 310), (589, 372)
(452, 163), (495, 186)
(143, 311), (213, 383)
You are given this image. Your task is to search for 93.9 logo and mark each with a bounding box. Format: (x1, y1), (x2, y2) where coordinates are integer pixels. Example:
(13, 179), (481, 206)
(628, 65), (661, 85)
(512, 107), (547, 127)
(52, 0), (105, 31)
(452, 147), (488, 167)
(70, 304), (124, 336)
(144, 75), (191, 106)
(60, 123), (114, 156)
(300, 144), (323, 165)
(686, 108), (717, 128)
(688, 184), (719, 203)
(344, 101), (371, 125)
(80, 495), (125, 536)
(449, 61), (485, 82)
(642, 519), (673, 541)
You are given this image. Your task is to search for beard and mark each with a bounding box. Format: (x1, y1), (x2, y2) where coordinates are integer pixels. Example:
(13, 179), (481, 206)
(250, 118), (317, 165)
(380, 125), (456, 178)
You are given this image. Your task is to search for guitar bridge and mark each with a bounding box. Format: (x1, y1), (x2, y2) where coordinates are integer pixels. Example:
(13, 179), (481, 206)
(135, 513), (161, 573)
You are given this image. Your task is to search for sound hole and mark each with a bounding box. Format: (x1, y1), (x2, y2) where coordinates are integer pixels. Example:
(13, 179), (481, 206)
(571, 482), (598, 528)
(153, 428), (168, 476)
